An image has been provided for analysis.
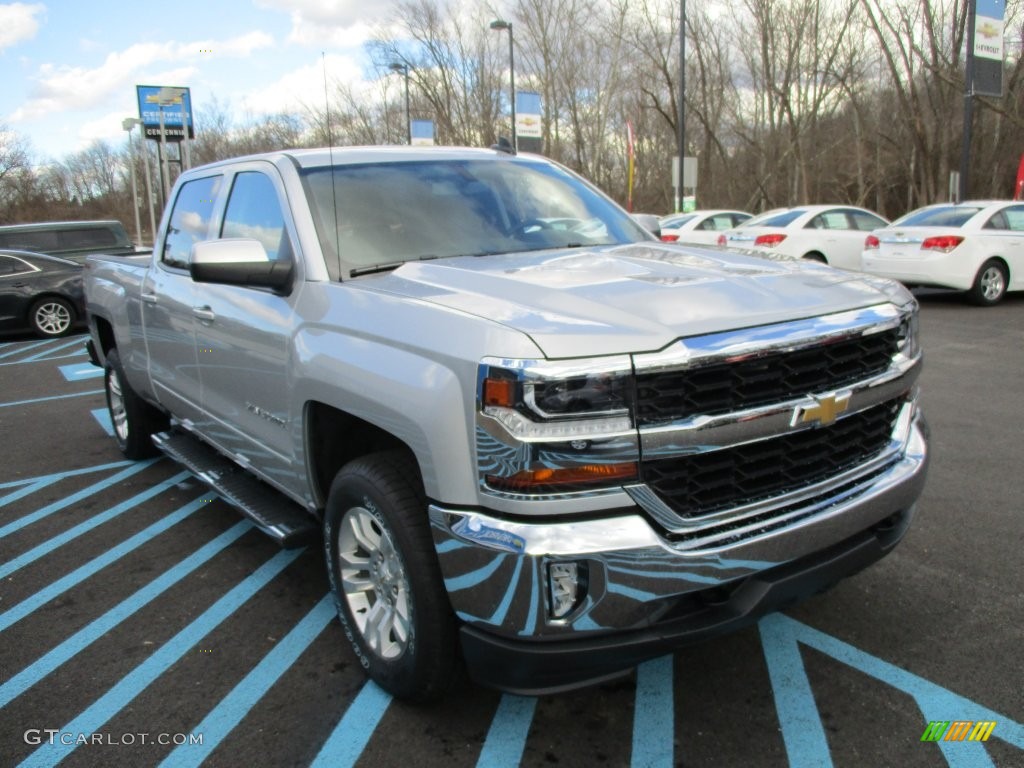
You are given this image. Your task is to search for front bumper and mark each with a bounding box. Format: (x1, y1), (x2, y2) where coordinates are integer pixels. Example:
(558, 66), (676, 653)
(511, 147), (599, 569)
(429, 413), (928, 694)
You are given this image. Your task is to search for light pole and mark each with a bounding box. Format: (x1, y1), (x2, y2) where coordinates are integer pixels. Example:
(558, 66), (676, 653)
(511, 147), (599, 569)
(389, 62), (412, 145)
(676, 0), (686, 213)
(122, 118), (144, 248)
(489, 19), (516, 151)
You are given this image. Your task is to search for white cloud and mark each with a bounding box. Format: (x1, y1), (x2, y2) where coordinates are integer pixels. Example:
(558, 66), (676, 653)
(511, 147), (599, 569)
(256, 0), (396, 46)
(238, 53), (367, 116)
(0, 2), (44, 51)
(9, 31), (273, 123)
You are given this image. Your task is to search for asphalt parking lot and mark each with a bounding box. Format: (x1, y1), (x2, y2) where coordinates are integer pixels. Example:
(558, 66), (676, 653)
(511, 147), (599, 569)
(1, 292), (1022, 768)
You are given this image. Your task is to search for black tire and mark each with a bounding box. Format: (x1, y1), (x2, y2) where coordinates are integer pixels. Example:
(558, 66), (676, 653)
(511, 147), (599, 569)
(104, 348), (167, 459)
(29, 296), (76, 338)
(323, 450), (457, 702)
(967, 259), (1007, 306)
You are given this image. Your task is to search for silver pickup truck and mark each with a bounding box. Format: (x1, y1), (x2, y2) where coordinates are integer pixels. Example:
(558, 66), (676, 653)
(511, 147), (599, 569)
(85, 146), (928, 701)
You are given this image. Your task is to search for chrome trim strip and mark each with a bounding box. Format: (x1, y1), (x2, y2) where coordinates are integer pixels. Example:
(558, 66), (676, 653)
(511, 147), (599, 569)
(631, 304), (905, 373)
(638, 361), (918, 455)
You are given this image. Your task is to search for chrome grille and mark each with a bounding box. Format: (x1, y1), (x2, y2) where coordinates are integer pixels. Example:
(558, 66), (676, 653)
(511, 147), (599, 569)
(635, 327), (900, 426)
(642, 399), (903, 519)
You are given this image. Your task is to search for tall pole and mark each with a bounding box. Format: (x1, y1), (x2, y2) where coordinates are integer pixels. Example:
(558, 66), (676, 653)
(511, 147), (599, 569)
(490, 20), (516, 151)
(676, 0), (686, 212)
(959, 0), (977, 203)
(390, 63), (412, 145)
(123, 119), (143, 248)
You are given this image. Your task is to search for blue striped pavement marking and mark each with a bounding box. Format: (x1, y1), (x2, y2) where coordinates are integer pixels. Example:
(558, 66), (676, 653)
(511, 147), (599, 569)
(309, 682), (393, 768)
(0, 459), (157, 538)
(0, 467), (179, 566)
(0, 389), (104, 409)
(0, 493), (207, 632)
(159, 594), (336, 767)
(91, 407), (114, 436)
(759, 614), (1024, 765)
(58, 362), (103, 381)
(18, 548), (304, 768)
(632, 656), (675, 768)
(0, 459), (135, 492)
(0, 520), (252, 708)
(476, 694), (538, 768)
(0, 339), (52, 360)
(20, 336), (87, 362)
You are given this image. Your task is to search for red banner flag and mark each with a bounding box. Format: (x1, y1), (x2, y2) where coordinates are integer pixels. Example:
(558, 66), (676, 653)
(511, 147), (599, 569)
(1015, 153), (1024, 201)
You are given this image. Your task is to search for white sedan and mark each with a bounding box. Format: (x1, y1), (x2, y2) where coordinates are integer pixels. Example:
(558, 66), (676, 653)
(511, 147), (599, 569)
(861, 200), (1024, 305)
(658, 210), (752, 245)
(717, 204), (889, 270)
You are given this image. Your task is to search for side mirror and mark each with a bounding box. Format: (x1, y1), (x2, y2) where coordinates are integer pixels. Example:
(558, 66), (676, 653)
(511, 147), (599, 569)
(190, 238), (293, 294)
(631, 213), (661, 238)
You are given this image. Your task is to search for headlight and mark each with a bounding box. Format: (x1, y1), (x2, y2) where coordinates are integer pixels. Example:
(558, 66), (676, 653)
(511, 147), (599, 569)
(478, 357), (639, 494)
(897, 308), (920, 362)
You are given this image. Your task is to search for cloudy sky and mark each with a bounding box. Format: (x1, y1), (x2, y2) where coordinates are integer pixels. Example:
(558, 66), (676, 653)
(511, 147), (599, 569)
(1, 0), (405, 161)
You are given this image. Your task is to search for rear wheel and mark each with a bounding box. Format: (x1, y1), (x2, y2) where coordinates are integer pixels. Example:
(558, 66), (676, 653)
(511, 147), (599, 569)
(967, 260), (1007, 306)
(802, 252), (827, 264)
(323, 450), (457, 701)
(29, 297), (75, 337)
(104, 348), (167, 459)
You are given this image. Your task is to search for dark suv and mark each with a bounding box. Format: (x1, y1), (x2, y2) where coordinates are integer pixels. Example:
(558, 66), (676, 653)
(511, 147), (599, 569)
(0, 221), (137, 262)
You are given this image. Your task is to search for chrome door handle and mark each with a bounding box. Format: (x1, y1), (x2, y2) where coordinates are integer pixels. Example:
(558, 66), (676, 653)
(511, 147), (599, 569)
(141, 292), (158, 304)
(192, 306), (216, 322)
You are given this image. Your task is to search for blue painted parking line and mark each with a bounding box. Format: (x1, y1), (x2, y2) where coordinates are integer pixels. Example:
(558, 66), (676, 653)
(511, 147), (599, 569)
(0, 493), (206, 632)
(161, 594), (336, 767)
(0, 469), (188, 578)
(759, 614), (1024, 764)
(18, 548), (304, 768)
(0, 389), (104, 408)
(0, 459), (135, 492)
(58, 362), (103, 381)
(0, 339), (52, 360)
(476, 694), (537, 768)
(91, 407), (113, 436)
(0, 459), (159, 540)
(632, 656), (675, 768)
(0, 520), (252, 708)
(21, 337), (87, 362)
(310, 682), (393, 768)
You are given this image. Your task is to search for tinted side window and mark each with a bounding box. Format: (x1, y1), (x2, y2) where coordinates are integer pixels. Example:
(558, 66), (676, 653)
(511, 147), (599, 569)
(0, 255), (24, 275)
(849, 210), (887, 231)
(1001, 206), (1024, 232)
(0, 230), (60, 252)
(59, 227), (117, 249)
(163, 176), (222, 268)
(221, 172), (291, 261)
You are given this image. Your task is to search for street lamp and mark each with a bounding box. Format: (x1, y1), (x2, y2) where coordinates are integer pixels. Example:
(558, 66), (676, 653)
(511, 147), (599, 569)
(389, 62), (412, 145)
(122, 117), (155, 247)
(489, 19), (516, 152)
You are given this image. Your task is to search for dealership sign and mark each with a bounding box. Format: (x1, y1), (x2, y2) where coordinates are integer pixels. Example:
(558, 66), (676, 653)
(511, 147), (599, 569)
(972, 0), (1004, 96)
(136, 85), (195, 141)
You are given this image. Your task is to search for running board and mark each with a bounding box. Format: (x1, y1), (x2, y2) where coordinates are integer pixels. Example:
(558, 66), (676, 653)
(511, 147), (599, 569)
(152, 431), (318, 548)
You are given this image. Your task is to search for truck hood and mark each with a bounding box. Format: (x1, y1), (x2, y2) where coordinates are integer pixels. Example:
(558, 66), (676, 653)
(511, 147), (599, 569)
(363, 243), (906, 358)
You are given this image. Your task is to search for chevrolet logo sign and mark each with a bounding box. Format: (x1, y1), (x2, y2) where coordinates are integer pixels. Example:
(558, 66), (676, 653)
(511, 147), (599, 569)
(792, 392), (851, 427)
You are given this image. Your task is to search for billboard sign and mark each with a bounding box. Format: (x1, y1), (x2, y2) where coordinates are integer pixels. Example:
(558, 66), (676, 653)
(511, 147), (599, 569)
(411, 119), (434, 146)
(136, 85), (195, 141)
(972, 0), (1004, 96)
(515, 91), (542, 139)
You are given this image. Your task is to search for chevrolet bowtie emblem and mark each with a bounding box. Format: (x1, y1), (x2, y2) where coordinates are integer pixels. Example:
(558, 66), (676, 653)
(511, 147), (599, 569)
(793, 392), (851, 427)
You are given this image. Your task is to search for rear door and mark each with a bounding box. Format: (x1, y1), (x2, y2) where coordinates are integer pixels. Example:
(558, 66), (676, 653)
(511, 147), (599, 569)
(141, 173), (223, 424)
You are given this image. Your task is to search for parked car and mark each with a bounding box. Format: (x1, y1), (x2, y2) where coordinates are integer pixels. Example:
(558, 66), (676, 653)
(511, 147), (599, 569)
(0, 250), (86, 337)
(717, 205), (889, 269)
(659, 210), (752, 245)
(0, 220), (136, 262)
(861, 200), (1024, 305)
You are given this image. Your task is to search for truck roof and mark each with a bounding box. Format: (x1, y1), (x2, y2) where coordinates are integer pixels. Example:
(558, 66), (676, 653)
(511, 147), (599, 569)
(189, 145), (523, 173)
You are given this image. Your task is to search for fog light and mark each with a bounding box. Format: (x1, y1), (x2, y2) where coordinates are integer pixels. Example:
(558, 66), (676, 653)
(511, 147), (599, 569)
(548, 561), (587, 619)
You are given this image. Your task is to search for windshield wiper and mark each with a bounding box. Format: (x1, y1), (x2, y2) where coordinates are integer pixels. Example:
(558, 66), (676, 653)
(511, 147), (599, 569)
(349, 255), (439, 278)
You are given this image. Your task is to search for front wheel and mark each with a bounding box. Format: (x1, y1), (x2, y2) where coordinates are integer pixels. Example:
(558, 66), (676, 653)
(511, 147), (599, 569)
(29, 297), (76, 337)
(324, 451), (457, 701)
(967, 259), (1007, 306)
(104, 348), (167, 459)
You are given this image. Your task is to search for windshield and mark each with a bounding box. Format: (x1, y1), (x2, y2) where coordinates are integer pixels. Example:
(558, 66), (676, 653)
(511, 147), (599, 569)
(301, 158), (651, 279)
(891, 206), (983, 228)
